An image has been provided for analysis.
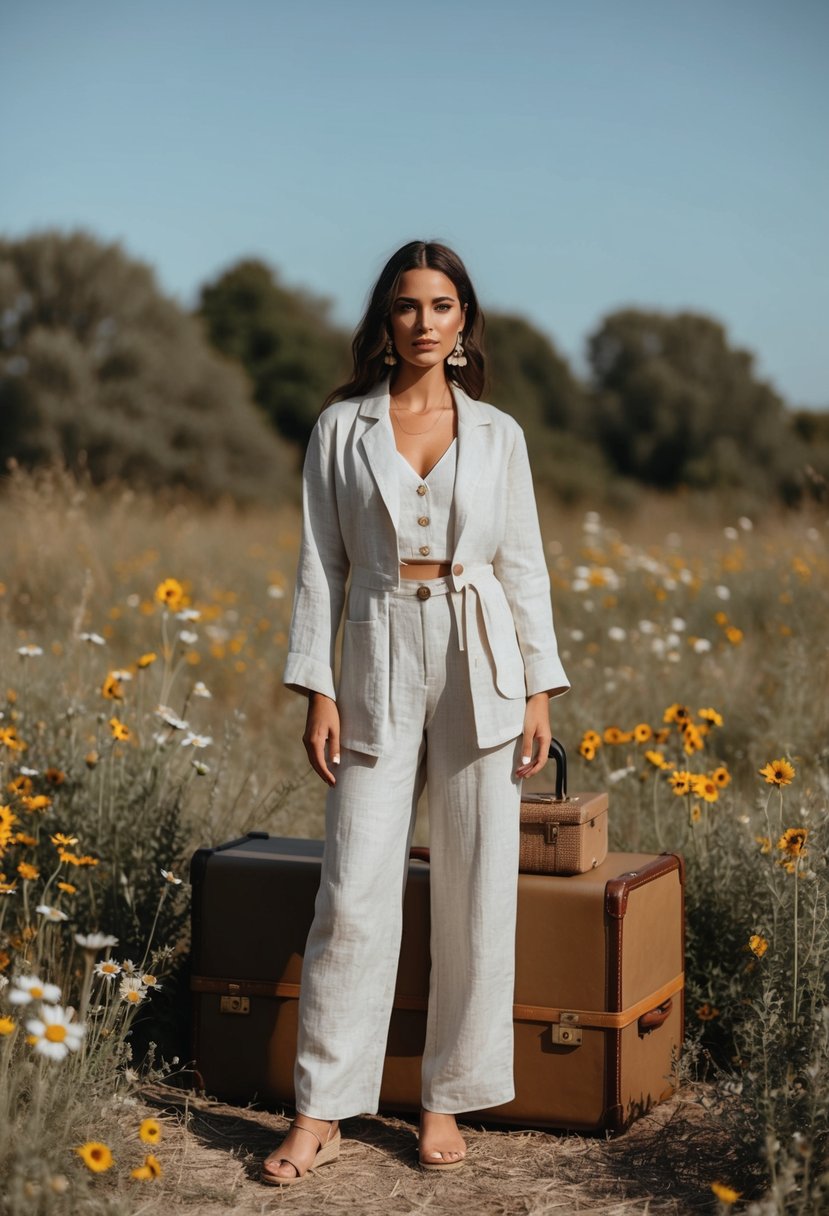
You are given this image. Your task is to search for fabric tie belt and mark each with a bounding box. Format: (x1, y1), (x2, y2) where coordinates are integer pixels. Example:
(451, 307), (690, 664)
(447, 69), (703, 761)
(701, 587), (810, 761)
(350, 562), (499, 655)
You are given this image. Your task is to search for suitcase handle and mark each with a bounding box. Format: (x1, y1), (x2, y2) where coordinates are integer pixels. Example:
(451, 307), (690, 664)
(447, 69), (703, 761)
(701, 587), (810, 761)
(638, 997), (672, 1035)
(546, 738), (567, 800)
(409, 846), (430, 863)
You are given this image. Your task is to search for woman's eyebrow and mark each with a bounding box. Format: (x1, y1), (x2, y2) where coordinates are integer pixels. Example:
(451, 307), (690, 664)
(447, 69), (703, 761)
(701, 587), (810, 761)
(395, 295), (456, 303)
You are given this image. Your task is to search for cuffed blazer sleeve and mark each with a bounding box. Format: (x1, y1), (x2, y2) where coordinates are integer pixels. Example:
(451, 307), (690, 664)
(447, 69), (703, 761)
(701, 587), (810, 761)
(492, 424), (570, 700)
(283, 416), (350, 699)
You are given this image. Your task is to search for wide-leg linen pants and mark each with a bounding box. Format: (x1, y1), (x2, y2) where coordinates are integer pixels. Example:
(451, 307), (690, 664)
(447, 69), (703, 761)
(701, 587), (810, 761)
(294, 573), (525, 1119)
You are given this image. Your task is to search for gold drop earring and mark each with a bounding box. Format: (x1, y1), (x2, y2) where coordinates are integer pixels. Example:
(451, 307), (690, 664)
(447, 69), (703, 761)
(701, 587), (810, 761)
(384, 337), (397, 366)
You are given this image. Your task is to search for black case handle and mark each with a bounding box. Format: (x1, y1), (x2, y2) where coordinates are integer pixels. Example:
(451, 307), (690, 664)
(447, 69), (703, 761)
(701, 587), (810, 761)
(547, 737), (567, 800)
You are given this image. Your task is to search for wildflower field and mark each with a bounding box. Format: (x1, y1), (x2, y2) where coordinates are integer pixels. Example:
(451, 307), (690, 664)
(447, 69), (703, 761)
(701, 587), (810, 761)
(0, 460), (827, 1215)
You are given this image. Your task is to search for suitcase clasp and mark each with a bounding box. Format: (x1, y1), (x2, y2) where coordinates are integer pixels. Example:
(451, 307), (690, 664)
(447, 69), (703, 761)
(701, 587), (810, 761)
(544, 822), (559, 846)
(220, 994), (250, 1015)
(551, 1012), (582, 1045)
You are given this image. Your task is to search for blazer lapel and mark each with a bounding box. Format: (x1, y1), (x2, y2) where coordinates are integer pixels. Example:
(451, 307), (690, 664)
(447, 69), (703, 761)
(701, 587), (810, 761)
(451, 383), (491, 553)
(358, 381), (400, 530)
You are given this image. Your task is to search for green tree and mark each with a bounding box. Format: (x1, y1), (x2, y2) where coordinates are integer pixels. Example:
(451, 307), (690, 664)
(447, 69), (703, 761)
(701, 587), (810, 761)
(0, 230), (294, 503)
(585, 308), (817, 501)
(197, 259), (350, 446)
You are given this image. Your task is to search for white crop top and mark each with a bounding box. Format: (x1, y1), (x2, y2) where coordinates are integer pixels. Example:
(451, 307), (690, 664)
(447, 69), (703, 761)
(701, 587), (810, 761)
(396, 439), (457, 564)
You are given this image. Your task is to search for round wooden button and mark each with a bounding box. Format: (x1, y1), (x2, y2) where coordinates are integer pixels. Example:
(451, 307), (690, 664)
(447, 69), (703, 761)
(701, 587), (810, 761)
(419, 545), (430, 555)
(452, 563), (464, 575)
(417, 484), (427, 495)
(418, 516), (429, 526)
(416, 585), (431, 600)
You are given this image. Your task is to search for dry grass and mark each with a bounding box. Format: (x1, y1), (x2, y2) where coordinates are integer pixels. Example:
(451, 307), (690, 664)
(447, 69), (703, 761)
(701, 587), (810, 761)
(135, 1079), (757, 1215)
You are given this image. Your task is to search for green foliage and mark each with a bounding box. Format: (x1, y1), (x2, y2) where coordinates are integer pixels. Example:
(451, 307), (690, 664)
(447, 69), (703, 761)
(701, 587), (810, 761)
(197, 258), (351, 446)
(0, 230), (295, 504)
(585, 309), (826, 503)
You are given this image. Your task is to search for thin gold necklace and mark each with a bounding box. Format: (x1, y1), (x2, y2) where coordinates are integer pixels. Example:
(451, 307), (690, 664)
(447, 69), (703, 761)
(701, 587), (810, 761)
(390, 388), (453, 435)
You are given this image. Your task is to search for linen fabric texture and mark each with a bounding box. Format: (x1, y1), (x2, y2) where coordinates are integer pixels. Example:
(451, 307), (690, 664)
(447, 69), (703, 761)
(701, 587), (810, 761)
(294, 576), (525, 1117)
(282, 377), (571, 756)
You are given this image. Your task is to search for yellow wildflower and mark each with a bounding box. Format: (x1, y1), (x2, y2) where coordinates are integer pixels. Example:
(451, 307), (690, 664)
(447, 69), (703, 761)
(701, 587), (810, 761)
(131, 1153), (162, 1180)
(682, 723), (705, 755)
(748, 935), (769, 958)
(75, 1142), (114, 1173)
(44, 767), (66, 785)
(50, 832), (78, 848)
(137, 652), (157, 668)
(17, 862), (39, 881)
(712, 766), (731, 788)
(644, 750), (669, 769)
(139, 1118), (161, 1145)
(698, 708), (723, 727)
(691, 775), (718, 803)
(777, 828), (807, 857)
(759, 758), (795, 786)
(0, 1016), (16, 1035)
(725, 625), (743, 645)
(713, 610), (729, 626)
(109, 718), (130, 742)
(155, 578), (185, 611)
(690, 804), (702, 823)
(696, 1003), (719, 1021)
(710, 1182), (741, 1204)
(20, 795), (51, 812)
(755, 835), (771, 854)
(85, 751), (99, 769)
(13, 832), (36, 846)
(7, 774), (32, 796)
(603, 727), (625, 744)
(633, 723), (652, 744)
(581, 730), (602, 748)
(670, 771), (694, 796)
(578, 740), (596, 761)
(57, 880), (77, 894)
(663, 704), (690, 725)
(101, 673), (124, 701)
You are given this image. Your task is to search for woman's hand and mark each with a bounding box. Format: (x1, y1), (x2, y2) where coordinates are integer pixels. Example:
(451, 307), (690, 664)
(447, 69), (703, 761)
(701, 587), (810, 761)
(303, 692), (341, 786)
(515, 692), (552, 779)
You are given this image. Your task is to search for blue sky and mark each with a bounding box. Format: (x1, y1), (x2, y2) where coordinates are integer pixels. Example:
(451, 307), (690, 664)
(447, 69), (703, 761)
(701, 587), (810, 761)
(2, 0), (827, 407)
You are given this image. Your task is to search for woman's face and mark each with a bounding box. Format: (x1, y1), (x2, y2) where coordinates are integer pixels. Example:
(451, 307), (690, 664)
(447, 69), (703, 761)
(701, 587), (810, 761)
(388, 268), (467, 372)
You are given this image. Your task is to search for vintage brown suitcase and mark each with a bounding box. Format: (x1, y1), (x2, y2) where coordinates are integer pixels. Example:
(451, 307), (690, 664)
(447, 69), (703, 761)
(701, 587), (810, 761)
(189, 834), (685, 1133)
(520, 739), (608, 874)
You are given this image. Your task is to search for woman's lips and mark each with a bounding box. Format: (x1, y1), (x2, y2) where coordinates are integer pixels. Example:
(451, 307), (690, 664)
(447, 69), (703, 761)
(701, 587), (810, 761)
(413, 340), (438, 348)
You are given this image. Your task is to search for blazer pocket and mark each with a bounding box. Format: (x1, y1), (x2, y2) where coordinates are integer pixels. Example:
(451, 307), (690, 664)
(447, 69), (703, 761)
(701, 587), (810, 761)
(337, 617), (381, 741)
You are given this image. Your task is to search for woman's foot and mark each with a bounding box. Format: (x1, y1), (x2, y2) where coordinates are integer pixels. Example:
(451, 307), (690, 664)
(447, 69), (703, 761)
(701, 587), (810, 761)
(261, 1115), (340, 1184)
(418, 1107), (467, 1169)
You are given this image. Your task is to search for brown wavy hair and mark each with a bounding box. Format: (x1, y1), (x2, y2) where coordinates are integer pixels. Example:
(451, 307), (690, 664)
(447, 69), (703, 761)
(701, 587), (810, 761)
(322, 239), (485, 408)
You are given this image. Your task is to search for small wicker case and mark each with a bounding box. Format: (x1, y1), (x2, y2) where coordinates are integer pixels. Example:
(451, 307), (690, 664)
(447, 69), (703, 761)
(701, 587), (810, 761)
(519, 740), (609, 875)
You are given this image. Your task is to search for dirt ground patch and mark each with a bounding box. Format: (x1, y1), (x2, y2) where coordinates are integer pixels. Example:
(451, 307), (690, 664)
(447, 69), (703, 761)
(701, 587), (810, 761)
(134, 1079), (761, 1215)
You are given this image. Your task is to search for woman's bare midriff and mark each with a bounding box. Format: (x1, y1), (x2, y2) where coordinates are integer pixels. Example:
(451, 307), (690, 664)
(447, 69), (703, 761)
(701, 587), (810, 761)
(399, 561), (452, 579)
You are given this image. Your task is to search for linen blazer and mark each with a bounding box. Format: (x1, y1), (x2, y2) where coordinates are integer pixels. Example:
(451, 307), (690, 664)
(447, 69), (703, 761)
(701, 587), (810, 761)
(282, 376), (570, 756)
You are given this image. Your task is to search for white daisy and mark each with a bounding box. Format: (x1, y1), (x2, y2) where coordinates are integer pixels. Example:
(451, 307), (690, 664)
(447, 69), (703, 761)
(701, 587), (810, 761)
(723, 526), (739, 540)
(715, 585), (731, 600)
(637, 620), (656, 634)
(161, 868), (183, 885)
(671, 617), (686, 632)
(74, 932), (119, 952)
(111, 669), (133, 682)
(19, 766), (40, 777)
(692, 638), (713, 654)
(192, 681), (212, 698)
(191, 759), (210, 775)
(36, 905), (69, 922)
(79, 632), (106, 646)
(154, 705), (189, 730)
(180, 732), (212, 748)
(738, 516), (753, 531)
(119, 976), (146, 1005)
(94, 959), (122, 980)
(9, 975), (62, 1005)
(178, 630), (199, 646)
(175, 607), (201, 622)
(607, 627), (626, 642)
(26, 1004), (85, 1060)
(126, 593), (141, 607)
(17, 644), (43, 657)
(267, 584), (285, 599)
(120, 959), (138, 975)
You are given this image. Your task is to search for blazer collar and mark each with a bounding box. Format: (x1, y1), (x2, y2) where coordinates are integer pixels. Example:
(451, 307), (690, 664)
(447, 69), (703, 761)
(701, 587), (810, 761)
(357, 376), (490, 546)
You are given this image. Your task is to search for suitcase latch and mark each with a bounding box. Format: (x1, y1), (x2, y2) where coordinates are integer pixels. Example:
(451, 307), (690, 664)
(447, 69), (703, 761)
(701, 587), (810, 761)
(220, 994), (250, 1015)
(544, 822), (559, 846)
(551, 1012), (582, 1045)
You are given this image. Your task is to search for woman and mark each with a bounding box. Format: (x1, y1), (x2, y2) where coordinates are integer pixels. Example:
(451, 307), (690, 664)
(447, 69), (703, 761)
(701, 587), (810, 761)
(262, 240), (570, 1185)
